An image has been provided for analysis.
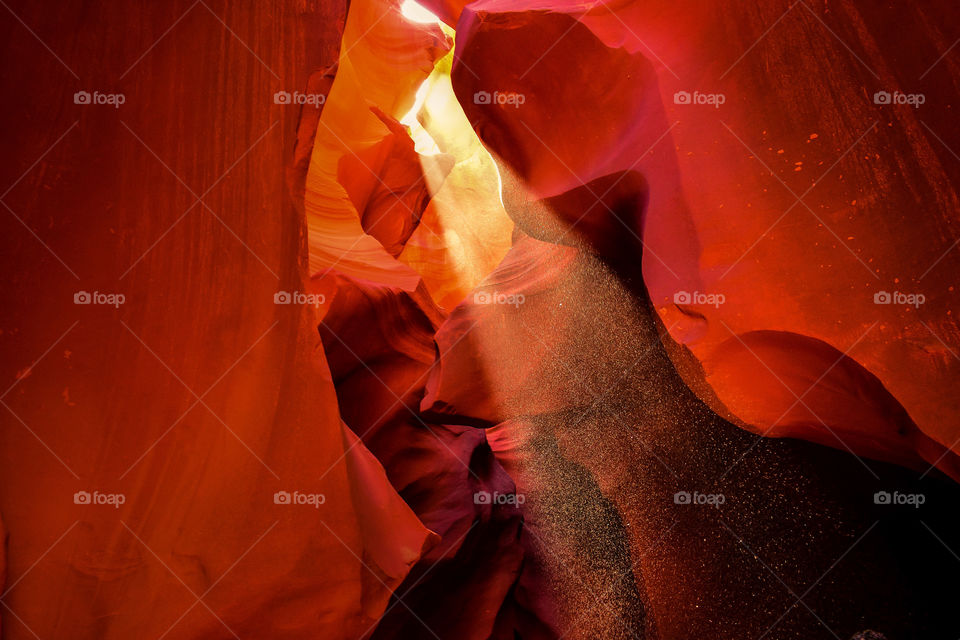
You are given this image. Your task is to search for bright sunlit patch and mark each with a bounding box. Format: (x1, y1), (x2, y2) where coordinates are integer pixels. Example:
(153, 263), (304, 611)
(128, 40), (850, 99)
(400, 0), (441, 24)
(400, 80), (431, 128)
(400, 79), (442, 156)
(489, 148), (505, 209)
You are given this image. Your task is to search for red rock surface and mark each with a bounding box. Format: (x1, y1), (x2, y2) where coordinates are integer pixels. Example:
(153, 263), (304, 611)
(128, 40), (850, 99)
(443, 0), (960, 482)
(318, 272), (532, 639)
(0, 1), (436, 638)
(4, 1), (960, 639)
(637, 1), (960, 483)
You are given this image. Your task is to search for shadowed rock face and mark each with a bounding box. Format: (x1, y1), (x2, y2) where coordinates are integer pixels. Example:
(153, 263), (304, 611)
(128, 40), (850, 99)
(429, 227), (960, 639)
(318, 272), (529, 639)
(338, 108), (455, 257)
